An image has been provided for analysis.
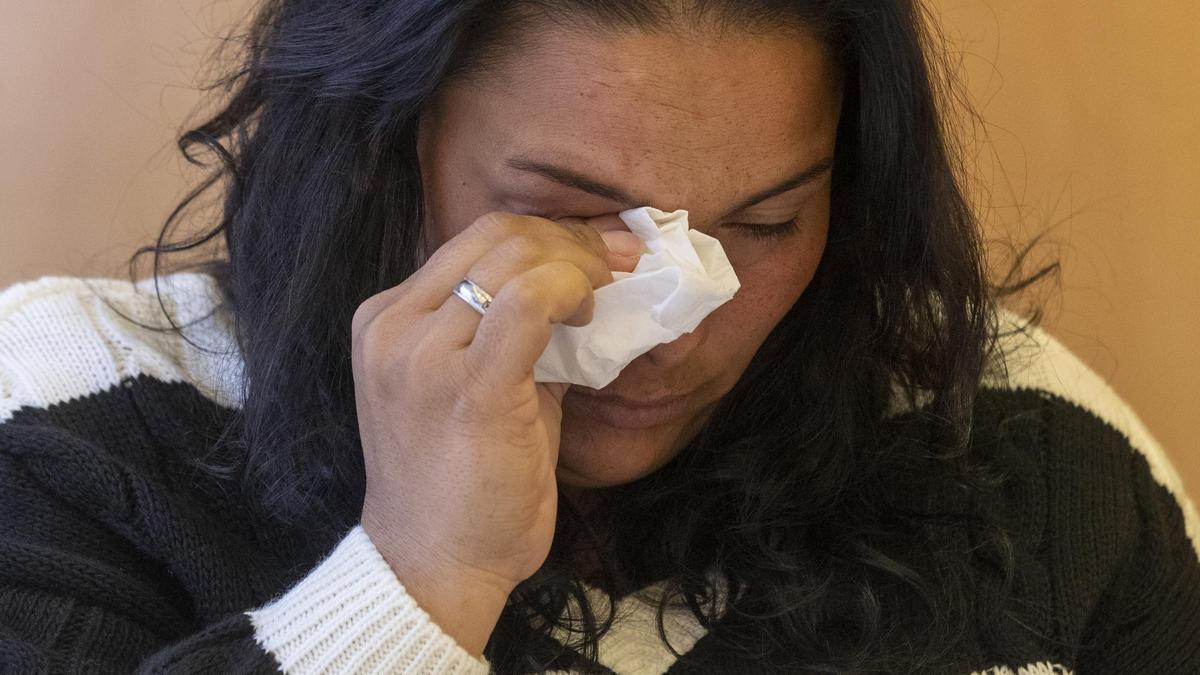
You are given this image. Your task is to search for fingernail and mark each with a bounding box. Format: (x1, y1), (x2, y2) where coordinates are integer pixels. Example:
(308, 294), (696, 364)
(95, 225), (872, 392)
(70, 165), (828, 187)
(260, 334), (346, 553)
(600, 230), (644, 257)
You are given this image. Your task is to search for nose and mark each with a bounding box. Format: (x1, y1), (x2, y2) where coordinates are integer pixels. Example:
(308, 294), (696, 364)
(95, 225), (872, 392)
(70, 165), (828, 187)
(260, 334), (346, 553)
(576, 212), (706, 367)
(641, 328), (703, 369)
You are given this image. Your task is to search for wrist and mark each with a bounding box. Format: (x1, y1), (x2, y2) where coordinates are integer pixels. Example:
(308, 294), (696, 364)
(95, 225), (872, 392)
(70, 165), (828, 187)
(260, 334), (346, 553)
(361, 515), (513, 657)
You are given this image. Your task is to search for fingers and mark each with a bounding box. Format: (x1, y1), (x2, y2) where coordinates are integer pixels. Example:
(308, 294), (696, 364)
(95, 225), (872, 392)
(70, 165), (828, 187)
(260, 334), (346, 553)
(360, 210), (643, 376)
(559, 214), (644, 274)
(419, 211), (643, 346)
(432, 246), (598, 347)
(405, 213), (616, 313)
(599, 230), (644, 273)
(464, 261), (594, 388)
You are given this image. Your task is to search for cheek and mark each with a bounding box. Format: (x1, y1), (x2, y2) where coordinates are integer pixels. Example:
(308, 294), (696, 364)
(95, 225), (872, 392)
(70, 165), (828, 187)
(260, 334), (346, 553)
(723, 223), (828, 328)
(698, 226), (826, 368)
(717, 269), (801, 347)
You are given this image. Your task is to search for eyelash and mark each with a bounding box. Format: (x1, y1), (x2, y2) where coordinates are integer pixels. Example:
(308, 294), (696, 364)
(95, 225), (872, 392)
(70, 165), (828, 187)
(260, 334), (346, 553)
(525, 210), (801, 241)
(730, 217), (802, 240)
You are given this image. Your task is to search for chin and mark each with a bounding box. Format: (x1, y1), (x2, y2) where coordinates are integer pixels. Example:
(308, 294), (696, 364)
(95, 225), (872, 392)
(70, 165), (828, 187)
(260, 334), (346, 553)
(555, 388), (705, 488)
(554, 423), (679, 488)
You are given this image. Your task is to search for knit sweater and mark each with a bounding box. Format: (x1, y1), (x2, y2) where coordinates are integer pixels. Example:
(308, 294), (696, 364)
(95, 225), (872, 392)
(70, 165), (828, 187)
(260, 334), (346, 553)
(0, 272), (1196, 674)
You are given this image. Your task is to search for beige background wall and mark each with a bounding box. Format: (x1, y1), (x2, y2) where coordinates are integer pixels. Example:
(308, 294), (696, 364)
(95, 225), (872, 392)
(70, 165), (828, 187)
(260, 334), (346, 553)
(2, 2), (1196, 496)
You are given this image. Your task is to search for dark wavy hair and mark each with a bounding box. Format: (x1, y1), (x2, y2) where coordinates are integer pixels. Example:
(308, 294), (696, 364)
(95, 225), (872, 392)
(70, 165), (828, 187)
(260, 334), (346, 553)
(128, 0), (1057, 672)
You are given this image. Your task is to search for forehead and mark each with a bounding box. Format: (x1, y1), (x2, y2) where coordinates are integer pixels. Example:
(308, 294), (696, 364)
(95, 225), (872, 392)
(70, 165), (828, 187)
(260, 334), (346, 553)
(443, 25), (841, 208)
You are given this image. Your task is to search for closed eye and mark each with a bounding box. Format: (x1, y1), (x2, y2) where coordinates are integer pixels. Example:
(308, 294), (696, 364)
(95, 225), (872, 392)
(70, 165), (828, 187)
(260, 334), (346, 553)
(728, 218), (801, 240)
(526, 209), (802, 242)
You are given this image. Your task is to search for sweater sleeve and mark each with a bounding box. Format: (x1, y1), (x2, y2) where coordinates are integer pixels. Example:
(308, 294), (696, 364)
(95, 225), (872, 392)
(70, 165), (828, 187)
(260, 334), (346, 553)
(0, 429), (490, 674)
(0, 276), (492, 673)
(1074, 451), (1200, 673)
(247, 525), (491, 673)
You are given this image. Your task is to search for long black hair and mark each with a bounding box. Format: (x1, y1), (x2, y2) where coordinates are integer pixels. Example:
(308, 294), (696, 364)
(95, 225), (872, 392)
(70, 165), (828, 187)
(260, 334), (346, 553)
(129, 1), (1056, 671)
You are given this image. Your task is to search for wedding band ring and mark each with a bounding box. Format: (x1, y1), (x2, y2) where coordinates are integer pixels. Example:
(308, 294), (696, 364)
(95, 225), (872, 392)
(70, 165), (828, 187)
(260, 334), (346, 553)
(452, 278), (493, 315)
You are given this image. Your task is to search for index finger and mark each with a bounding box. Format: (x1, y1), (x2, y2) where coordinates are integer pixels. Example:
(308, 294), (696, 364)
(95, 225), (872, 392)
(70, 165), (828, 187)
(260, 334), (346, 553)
(557, 214), (644, 272)
(405, 210), (628, 309)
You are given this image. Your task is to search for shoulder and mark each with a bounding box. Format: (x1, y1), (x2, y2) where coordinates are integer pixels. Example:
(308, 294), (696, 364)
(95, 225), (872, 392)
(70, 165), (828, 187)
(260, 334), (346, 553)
(947, 310), (1200, 665)
(983, 308), (1168, 483)
(979, 308), (1198, 555)
(0, 273), (243, 422)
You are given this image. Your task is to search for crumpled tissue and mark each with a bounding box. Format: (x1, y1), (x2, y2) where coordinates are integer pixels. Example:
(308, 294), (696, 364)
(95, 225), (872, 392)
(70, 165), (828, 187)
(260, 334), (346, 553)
(533, 206), (740, 388)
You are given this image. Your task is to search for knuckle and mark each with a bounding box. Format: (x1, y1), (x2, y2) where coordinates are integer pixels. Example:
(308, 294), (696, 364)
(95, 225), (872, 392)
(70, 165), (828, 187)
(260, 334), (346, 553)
(564, 220), (606, 253)
(351, 293), (386, 336)
(554, 253), (604, 293)
(577, 252), (611, 286)
(352, 317), (399, 369)
(566, 264), (593, 297)
(471, 211), (521, 237)
(565, 271), (594, 317)
(500, 276), (546, 316)
(495, 235), (550, 268)
(351, 302), (375, 337)
(554, 230), (609, 283)
(352, 284), (412, 334)
(353, 310), (426, 378)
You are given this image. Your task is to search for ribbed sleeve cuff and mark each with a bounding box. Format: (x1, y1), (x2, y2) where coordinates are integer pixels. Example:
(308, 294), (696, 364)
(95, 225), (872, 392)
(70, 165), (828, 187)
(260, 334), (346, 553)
(247, 525), (490, 674)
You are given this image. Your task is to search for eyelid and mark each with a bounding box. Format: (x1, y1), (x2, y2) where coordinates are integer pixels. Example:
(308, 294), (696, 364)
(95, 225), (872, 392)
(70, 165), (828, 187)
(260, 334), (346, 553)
(726, 180), (825, 221)
(532, 209), (800, 234)
(729, 218), (798, 228)
(728, 217), (801, 240)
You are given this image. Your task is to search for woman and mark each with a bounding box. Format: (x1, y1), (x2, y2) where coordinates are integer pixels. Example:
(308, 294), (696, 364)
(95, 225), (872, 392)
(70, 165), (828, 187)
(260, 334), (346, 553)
(1, 0), (1196, 673)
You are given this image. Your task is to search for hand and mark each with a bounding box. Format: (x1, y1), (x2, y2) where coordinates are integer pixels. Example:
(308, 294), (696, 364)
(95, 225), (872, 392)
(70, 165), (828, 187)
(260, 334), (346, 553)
(353, 211), (641, 655)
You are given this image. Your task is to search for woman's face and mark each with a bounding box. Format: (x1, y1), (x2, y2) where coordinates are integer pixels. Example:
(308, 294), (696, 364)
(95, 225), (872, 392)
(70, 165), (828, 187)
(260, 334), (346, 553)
(418, 23), (841, 488)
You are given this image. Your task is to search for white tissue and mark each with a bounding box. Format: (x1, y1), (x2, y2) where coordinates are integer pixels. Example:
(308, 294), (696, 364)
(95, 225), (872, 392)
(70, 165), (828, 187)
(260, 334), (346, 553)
(533, 206), (740, 388)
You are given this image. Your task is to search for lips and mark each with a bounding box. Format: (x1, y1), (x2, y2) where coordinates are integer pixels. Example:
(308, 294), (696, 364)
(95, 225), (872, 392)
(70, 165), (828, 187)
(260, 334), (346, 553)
(574, 387), (683, 407)
(564, 386), (692, 429)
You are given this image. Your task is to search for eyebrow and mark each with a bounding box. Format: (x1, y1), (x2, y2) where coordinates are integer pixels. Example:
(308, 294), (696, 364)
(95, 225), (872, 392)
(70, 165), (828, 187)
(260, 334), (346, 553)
(504, 155), (835, 214)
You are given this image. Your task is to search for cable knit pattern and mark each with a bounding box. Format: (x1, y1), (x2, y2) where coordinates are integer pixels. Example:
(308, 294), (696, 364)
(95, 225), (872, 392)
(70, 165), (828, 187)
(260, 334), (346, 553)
(970, 664), (1072, 675)
(983, 314), (1200, 556)
(0, 274), (243, 422)
(249, 525), (488, 674)
(0, 273), (1197, 674)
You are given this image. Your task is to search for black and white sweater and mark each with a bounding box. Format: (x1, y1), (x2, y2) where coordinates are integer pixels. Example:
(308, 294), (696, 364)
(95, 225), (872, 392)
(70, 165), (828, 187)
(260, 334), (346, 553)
(0, 272), (1196, 674)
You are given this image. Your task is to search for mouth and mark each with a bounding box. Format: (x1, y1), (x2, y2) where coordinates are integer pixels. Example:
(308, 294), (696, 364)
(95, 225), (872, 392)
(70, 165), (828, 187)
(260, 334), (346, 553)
(564, 386), (692, 429)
